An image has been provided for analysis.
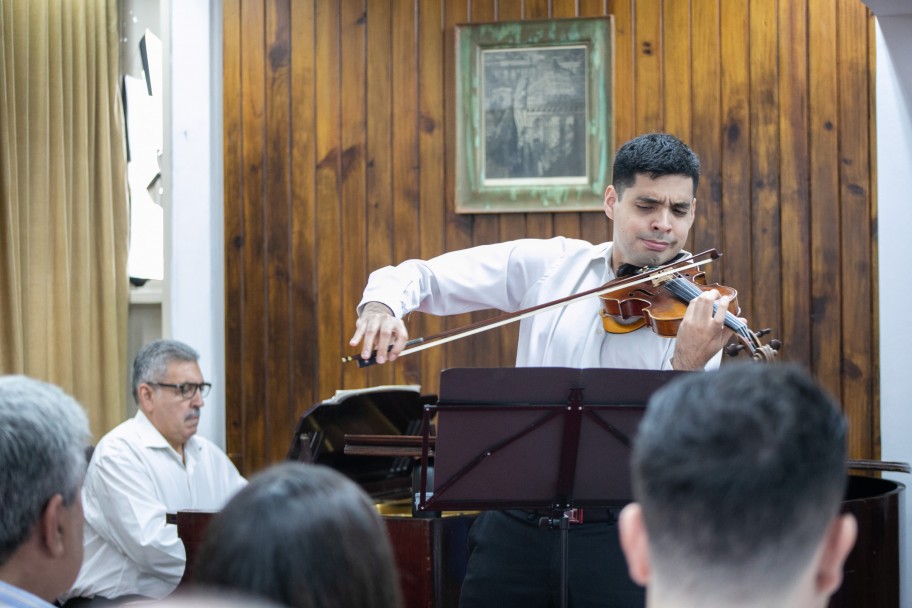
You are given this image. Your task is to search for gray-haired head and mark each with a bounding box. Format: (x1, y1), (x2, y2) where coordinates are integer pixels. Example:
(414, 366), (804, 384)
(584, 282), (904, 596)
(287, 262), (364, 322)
(131, 339), (200, 404)
(0, 376), (91, 565)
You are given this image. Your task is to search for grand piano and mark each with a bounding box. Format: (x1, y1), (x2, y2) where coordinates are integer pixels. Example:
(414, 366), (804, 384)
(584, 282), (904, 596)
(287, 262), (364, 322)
(286, 385), (473, 608)
(170, 385), (473, 608)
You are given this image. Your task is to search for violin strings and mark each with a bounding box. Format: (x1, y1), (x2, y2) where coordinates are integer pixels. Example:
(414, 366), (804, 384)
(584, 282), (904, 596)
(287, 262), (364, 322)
(664, 276), (757, 350)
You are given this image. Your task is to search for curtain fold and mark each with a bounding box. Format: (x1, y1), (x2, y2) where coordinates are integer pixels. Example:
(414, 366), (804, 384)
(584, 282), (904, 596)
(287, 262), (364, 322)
(0, 0), (128, 439)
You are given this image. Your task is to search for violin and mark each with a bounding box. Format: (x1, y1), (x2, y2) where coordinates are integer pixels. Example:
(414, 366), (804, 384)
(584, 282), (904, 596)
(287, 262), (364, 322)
(344, 249), (781, 366)
(599, 255), (780, 362)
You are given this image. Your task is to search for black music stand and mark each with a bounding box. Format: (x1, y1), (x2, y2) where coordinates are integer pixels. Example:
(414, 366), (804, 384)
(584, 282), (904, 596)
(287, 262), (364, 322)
(416, 367), (687, 608)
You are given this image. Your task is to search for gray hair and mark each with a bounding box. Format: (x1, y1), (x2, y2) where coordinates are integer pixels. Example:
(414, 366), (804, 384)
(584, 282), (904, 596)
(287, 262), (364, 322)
(131, 339), (200, 403)
(0, 376), (91, 565)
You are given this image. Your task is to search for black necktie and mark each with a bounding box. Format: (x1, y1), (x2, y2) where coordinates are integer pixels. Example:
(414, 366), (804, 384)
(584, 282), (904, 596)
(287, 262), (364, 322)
(616, 263), (642, 277)
(615, 252), (688, 278)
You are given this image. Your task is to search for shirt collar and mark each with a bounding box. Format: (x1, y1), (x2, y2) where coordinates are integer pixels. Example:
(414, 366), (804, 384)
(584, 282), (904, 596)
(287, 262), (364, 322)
(0, 580), (55, 608)
(133, 409), (201, 456)
(591, 242), (616, 280)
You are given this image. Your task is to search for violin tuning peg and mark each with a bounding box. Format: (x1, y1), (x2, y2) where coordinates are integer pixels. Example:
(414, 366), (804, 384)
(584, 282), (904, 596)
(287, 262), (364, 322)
(770, 339), (782, 351)
(725, 343), (746, 357)
(755, 328), (772, 338)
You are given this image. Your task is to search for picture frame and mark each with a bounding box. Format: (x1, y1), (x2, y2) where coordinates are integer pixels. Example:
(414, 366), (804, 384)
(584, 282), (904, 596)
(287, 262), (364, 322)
(455, 17), (614, 214)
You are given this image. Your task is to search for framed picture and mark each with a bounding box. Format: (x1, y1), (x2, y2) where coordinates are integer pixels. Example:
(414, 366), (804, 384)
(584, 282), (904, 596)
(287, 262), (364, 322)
(455, 18), (614, 214)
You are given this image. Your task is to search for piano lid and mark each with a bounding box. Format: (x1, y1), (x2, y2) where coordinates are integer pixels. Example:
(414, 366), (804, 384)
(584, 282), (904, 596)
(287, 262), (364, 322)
(286, 386), (435, 501)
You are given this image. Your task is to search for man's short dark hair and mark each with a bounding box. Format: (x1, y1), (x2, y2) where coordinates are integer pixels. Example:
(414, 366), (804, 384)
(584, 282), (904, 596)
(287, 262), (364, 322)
(612, 133), (700, 197)
(631, 363), (847, 597)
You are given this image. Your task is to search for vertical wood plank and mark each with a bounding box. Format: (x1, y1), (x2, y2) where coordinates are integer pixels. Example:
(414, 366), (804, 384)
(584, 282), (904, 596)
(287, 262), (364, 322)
(719, 0), (751, 333)
(865, 10), (879, 460)
(662, 0), (690, 142)
(463, 0), (502, 370)
(778, 0), (812, 364)
(577, 0), (611, 248)
(523, 0), (555, 242)
(418, 0), (447, 389)
(600, 0), (633, 251)
(441, 0), (472, 375)
(314, 1), (342, 403)
(264, 0), (294, 453)
(238, 0), (267, 472)
(289, 1), (318, 422)
(223, 0), (245, 467)
(494, 0), (526, 365)
(364, 0), (396, 388)
(391, 0), (421, 385)
(340, 0), (369, 391)
(690, 0), (721, 266)
(808, 0), (842, 397)
(633, 0), (661, 133)
(837, 0), (874, 460)
(748, 0), (781, 343)
(552, 0), (592, 244)
(605, 0), (634, 145)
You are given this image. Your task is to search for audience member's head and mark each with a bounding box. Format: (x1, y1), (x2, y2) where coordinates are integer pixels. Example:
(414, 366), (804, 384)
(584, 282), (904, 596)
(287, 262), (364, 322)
(619, 364), (856, 608)
(132, 339), (210, 453)
(0, 376), (91, 602)
(192, 462), (402, 608)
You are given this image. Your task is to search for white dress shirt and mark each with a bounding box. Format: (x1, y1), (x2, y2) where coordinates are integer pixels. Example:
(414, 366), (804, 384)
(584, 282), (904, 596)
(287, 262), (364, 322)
(0, 580), (55, 608)
(359, 237), (722, 370)
(61, 410), (246, 601)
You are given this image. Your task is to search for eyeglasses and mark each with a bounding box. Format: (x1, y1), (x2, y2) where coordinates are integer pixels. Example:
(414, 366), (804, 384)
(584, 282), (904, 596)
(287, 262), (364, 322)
(147, 381), (212, 399)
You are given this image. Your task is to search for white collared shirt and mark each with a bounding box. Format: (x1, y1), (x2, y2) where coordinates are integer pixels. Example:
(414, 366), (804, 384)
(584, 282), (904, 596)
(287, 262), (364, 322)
(0, 580), (55, 608)
(61, 410), (246, 601)
(359, 237), (722, 370)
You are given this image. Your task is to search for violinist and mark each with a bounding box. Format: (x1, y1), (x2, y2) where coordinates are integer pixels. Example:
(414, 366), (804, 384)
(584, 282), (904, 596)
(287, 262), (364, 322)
(349, 133), (745, 608)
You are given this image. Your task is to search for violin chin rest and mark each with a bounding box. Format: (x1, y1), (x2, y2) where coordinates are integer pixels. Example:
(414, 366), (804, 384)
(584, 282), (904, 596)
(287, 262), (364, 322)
(599, 310), (647, 334)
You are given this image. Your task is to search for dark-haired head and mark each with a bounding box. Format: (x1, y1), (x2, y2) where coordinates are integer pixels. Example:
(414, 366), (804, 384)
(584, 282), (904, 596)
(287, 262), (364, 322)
(612, 133), (700, 198)
(192, 463), (402, 608)
(625, 363), (852, 604)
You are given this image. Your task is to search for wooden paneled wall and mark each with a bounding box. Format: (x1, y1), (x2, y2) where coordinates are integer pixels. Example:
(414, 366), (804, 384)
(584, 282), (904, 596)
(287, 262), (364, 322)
(223, 0), (877, 474)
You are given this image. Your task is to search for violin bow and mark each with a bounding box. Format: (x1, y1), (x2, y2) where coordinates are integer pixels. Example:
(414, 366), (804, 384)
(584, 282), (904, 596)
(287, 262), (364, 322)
(343, 250), (721, 367)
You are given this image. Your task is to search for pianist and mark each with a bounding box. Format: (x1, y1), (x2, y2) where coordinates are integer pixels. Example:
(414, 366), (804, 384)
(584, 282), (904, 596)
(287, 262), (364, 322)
(59, 340), (246, 606)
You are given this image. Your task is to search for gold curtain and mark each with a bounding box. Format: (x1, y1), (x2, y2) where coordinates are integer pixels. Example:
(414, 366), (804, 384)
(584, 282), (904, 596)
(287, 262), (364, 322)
(0, 0), (128, 439)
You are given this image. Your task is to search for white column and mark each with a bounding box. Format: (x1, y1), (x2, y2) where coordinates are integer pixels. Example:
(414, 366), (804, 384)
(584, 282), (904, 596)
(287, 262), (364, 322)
(162, 0), (226, 448)
(875, 14), (912, 608)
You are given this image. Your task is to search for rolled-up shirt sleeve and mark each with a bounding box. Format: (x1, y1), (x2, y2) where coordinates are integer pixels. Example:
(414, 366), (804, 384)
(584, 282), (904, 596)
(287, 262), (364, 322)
(358, 239), (566, 318)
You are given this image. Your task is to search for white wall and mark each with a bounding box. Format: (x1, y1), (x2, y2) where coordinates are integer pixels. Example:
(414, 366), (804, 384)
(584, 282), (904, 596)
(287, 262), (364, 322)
(163, 0), (226, 447)
(874, 13), (912, 608)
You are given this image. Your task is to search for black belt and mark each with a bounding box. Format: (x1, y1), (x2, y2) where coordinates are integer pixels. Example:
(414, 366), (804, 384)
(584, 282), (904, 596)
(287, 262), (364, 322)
(513, 507), (618, 525)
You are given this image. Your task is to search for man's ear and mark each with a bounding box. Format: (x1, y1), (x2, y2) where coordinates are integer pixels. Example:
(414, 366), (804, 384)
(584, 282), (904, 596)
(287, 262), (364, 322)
(618, 502), (651, 586)
(815, 513), (858, 597)
(604, 185), (618, 221)
(136, 383), (154, 412)
(39, 494), (67, 558)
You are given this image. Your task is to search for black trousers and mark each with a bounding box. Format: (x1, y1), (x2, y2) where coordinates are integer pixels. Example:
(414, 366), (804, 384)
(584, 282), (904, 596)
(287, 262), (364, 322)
(458, 510), (645, 608)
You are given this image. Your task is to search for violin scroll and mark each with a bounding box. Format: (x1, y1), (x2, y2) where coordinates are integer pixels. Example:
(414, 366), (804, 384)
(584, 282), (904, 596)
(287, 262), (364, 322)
(725, 328), (782, 363)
